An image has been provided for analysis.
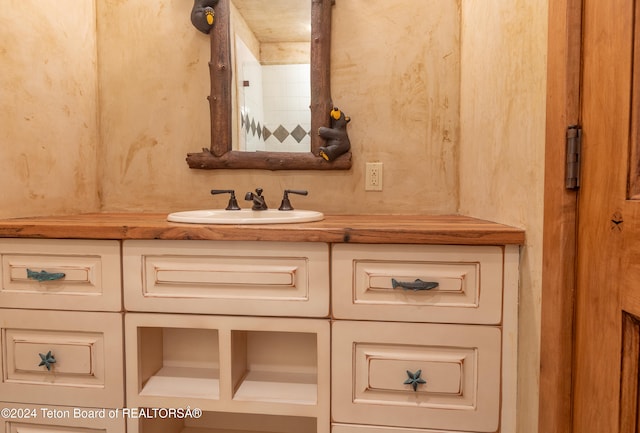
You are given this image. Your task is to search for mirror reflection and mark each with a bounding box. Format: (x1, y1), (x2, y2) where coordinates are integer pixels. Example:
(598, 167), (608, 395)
(230, 0), (311, 153)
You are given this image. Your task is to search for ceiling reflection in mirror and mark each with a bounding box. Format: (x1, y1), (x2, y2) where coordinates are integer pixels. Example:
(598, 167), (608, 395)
(230, 0), (311, 153)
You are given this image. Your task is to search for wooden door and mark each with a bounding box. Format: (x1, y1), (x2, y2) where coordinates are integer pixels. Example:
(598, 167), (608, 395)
(573, 0), (640, 431)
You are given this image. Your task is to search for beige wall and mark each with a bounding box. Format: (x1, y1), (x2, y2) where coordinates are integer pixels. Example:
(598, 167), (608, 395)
(0, 0), (100, 218)
(0, 1), (547, 432)
(458, 1), (548, 432)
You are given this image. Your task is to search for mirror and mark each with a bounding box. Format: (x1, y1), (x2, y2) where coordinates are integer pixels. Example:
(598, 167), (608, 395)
(187, 0), (352, 170)
(232, 0), (310, 153)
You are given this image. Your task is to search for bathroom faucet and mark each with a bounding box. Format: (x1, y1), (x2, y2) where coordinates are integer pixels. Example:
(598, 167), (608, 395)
(245, 188), (268, 210)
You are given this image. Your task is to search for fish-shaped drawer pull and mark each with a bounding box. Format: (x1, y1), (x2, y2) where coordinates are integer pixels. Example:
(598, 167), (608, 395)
(27, 269), (66, 282)
(391, 278), (439, 291)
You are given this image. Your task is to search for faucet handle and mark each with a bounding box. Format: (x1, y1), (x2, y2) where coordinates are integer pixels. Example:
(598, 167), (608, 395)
(211, 189), (241, 210)
(278, 190), (309, 211)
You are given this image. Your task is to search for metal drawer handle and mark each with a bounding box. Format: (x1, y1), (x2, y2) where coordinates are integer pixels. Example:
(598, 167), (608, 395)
(38, 351), (56, 371)
(27, 269), (66, 282)
(391, 278), (438, 291)
(404, 369), (426, 391)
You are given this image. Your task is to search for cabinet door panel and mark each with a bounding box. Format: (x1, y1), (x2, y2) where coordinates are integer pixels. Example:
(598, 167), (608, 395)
(124, 240), (329, 317)
(0, 239), (121, 311)
(333, 425), (467, 433)
(332, 321), (501, 432)
(0, 309), (124, 408)
(9, 424), (107, 432)
(2, 403), (124, 432)
(332, 244), (503, 324)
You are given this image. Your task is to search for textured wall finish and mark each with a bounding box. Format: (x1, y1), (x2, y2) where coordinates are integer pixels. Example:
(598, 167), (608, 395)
(0, 0), (100, 217)
(458, 1), (548, 432)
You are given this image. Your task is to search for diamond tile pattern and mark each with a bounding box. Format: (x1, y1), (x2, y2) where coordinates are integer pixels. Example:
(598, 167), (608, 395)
(273, 125), (289, 143)
(242, 113), (309, 146)
(291, 125), (308, 143)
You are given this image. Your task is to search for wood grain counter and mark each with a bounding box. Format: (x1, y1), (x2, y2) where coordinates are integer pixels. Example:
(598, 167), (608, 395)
(0, 213), (524, 245)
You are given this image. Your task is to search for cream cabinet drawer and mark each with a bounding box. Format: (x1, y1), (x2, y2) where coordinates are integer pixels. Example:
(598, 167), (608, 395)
(333, 425), (467, 433)
(0, 239), (121, 311)
(332, 321), (501, 432)
(1, 403), (125, 432)
(123, 240), (329, 317)
(332, 244), (504, 324)
(127, 411), (322, 433)
(0, 309), (124, 408)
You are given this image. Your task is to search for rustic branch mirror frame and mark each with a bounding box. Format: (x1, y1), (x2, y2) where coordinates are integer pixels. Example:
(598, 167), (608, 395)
(186, 0), (351, 170)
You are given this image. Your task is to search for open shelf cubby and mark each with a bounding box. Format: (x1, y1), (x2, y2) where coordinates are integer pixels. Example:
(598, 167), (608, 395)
(231, 330), (318, 405)
(137, 327), (220, 400)
(133, 411), (317, 433)
(126, 313), (329, 431)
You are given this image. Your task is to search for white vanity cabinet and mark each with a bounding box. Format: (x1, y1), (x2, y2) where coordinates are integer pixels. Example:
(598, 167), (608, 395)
(0, 214), (523, 433)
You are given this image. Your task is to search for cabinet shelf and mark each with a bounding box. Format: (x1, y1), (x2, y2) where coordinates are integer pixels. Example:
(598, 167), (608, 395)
(140, 366), (220, 400)
(136, 326), (220, 400)
(231, 330), (318, 405)
(233, 371), (317, 404)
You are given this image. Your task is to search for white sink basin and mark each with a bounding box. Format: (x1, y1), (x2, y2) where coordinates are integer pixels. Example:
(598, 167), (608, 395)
(167, 209), (324, 224)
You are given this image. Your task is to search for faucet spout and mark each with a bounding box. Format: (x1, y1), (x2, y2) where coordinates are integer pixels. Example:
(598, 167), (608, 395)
(245, 188), (268, 210)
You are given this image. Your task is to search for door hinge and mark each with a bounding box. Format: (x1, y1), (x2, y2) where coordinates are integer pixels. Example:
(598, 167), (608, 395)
(566, 125), (582, 190)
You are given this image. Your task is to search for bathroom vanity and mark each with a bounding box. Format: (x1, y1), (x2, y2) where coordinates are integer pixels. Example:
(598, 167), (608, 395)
(0, 214), (523, 433)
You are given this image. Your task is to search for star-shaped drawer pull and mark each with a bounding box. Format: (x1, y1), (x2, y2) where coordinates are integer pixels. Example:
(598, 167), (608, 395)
(38, 351), (56, 371)
(404, 369), (426, 391)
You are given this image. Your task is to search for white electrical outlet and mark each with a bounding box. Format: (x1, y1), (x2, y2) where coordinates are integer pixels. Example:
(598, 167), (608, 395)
(365, 162), (383, 191)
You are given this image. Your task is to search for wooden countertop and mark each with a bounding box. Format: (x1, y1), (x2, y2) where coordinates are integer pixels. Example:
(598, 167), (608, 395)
(0, 213), (525, 245)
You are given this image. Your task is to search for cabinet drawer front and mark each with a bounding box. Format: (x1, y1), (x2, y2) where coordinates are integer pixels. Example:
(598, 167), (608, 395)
(2, 403), (124, 432)
(9, 424), (110, 433)
(332, 244), (504, 324)
(9, 330), (96, 376)
(123, 240), (329, 317)
(332, 321), (501, 432)
(2, 403), (125, 432)
(0, 239), (121, 311)
(333, 425), (467, 433)
(0, 309), (124, 408)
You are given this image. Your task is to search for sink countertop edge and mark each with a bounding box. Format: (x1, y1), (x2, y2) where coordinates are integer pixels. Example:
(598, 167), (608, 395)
(0, 213), (525, 245)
